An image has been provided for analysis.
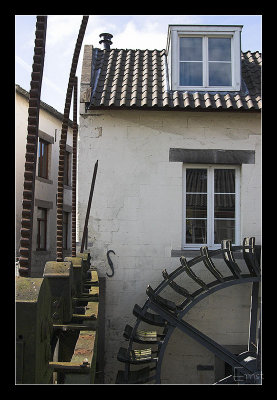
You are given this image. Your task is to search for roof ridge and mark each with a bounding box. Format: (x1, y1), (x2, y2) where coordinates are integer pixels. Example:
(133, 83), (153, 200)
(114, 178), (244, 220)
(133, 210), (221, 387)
(95, 47), (166, 53)
(16, 84), (75, 126)
(95, 47), (262, 54)
(242, 50), (261, 55)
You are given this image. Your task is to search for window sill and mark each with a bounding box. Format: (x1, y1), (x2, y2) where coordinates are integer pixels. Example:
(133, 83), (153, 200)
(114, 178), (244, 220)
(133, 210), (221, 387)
(171, 249), (243, 259)
(175, 86), (239, 92)
(35, 249), (51, 253)
(36, 176), (53, 185)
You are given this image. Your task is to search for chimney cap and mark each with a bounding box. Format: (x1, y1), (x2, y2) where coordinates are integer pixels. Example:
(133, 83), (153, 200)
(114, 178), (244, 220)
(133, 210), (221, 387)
(99, 32), (113, 40)
(99, 32), (113, 49)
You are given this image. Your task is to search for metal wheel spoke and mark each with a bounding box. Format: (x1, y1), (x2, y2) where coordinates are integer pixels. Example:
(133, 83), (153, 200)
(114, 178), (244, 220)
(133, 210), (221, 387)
(214, 374), (236, 384)
(248, 281), (260, 353)
(116, 238), (261, 384)
(148, 300), (255, 374)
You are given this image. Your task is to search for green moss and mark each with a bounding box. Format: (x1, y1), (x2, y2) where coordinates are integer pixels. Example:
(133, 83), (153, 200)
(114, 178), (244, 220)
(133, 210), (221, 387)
(44, 261), (72, 276)
(16, 277), (43, 301)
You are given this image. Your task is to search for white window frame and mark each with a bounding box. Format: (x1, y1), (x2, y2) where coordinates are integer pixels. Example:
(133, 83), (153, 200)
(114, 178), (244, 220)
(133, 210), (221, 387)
(168, 25), (242, 91)
(182, 164), (240, 250)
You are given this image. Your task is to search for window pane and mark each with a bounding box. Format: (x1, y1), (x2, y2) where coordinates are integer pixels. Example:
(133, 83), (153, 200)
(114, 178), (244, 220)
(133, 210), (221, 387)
(180, 62), (203, 86)
(37, 208), (43, 219)
(214, 219), (235, 244)
(214, 194), (235, 218)
(180, 37), (202, 61)
(186, 194), (207, 218)
(38, 140), (48, 178)
(214, 169), (235, 193)
(37, 207), (46, 220)
(186, 219), (207, 244)
(40, 220), (46, 248)
(209, 62), (231, 86)
(42, 145), (48, 177)
(208, 38), (231, 61)
(186, 169), (207, 192)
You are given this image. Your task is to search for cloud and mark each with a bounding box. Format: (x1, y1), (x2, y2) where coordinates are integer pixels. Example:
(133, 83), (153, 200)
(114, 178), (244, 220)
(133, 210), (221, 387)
(15, 55), (65, 97)
(15, 55), (32, 73)
(46, 15), (83, 47)
(43, 15), (204, 52)
(114, 20), (166, 50)
(83, 15), (204, 50)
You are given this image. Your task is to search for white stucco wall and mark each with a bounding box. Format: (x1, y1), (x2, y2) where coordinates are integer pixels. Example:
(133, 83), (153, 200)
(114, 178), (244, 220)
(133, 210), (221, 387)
(77, 107), (261, 383)
(16, 90), (73, 277)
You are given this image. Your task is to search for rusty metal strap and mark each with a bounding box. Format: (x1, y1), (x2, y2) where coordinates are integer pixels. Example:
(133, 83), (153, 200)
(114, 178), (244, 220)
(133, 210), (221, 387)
(19, 16), (47, 277)
(56, 16), (89, 262)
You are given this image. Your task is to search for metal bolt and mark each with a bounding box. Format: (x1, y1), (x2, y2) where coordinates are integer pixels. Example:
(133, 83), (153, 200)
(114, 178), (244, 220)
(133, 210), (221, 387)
(53, 312), (59, 319)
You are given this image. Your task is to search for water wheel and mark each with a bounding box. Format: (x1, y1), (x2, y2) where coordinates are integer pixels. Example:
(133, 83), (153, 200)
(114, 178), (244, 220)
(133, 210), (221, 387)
(116, 237), (261, 384)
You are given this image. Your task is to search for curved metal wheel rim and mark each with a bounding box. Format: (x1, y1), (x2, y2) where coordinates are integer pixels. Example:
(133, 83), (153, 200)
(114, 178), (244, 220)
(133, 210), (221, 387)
(150, 276), (260, 384)
(120, 241), (261, 384)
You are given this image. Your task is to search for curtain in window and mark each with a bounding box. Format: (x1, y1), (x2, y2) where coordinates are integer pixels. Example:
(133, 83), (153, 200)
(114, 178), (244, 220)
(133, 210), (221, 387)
(214, 169), (235, 243)
(186, 169), (207, 244)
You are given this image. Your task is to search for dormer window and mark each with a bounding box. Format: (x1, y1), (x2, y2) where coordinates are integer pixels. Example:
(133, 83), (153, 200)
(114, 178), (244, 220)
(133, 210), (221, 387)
(167, 25), (242, 91)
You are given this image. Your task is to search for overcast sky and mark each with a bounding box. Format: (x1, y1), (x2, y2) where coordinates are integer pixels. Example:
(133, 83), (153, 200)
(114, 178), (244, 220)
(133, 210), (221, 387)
(15, 15), (262, 119)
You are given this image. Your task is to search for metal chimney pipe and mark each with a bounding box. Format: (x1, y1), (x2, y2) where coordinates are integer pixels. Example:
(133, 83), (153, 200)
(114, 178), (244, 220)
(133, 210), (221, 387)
(99, 33), (113, 50)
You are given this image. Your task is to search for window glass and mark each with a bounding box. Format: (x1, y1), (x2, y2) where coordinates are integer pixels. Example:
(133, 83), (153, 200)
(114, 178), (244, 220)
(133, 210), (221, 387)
(180, 63), (203, 86)
(178, 35), (233, 88)
(37, 207), (47, 220)
(40, 220), (46, 248)
(186, 219), (207, 244)
(37, 207), (47, 250)
(214, 219), (235, 243)
(214, 169), (235, 193)
(180, 37), (202, 61)
(209, 63), (232, 86)
(186, 194), (207, 218)
(186, 169), (207, 244)
(186, 169), (207, 192)
(214, 168), (236, 244)
(208, 38), (232, 86)
(37, 207), (44, 219)
(208, 38), (231, 61)
(179, 37), (203, 86)
(214, 194), (235, 218)
(184, 167), (238, 247)
(38, 139), (48, 179)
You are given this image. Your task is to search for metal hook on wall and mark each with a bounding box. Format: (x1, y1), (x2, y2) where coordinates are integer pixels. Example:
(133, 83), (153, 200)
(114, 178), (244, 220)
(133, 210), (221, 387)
(106, 250), (115, 277)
